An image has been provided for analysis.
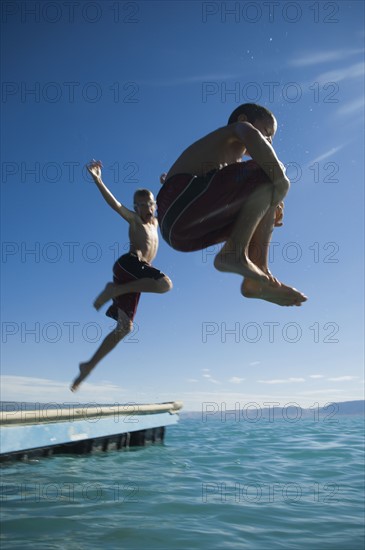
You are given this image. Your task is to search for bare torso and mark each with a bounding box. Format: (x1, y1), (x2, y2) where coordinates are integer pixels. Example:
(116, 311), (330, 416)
(166, 126), (246, 178)
(129, 217), (159, 264)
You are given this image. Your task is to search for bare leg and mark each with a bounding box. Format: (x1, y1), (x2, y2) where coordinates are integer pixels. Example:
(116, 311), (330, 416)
(214, 182), (277, 281)
(242, 206), (307, 306)
(94, 276), (172, 310)
(70, 316), (132, 392)
(213, 179), (307, 306)
(247, 206), (277, 279)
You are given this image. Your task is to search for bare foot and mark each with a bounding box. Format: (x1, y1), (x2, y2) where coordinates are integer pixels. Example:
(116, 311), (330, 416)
(93, 282), (115, 311)
(70, 363), (93, 392)
(265, 268), (281, 286)
(241, 278), (307, 307)
(214, 251), (269, 282)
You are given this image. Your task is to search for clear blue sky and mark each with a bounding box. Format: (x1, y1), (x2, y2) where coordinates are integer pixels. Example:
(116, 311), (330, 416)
(1, 1), (364, 410)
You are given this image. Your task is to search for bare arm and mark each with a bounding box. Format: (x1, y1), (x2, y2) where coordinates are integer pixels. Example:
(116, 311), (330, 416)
(86, 161), (135, 223)
(233, 122), (289, 185)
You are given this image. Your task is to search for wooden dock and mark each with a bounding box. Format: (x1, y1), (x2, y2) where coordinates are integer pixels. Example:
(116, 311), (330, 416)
(0, 401), (183, 461)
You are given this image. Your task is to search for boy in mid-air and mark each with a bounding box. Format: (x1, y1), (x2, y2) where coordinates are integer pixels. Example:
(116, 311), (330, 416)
(157, 103), (307, 307)
(71, 161), (172, 391)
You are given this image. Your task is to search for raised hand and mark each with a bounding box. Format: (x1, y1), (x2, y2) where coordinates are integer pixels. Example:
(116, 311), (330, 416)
(86, 159), (103, 180)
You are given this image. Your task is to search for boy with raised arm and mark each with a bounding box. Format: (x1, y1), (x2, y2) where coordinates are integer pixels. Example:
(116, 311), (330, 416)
(157, 103), (307, 307)
(71, 161), (172, 391)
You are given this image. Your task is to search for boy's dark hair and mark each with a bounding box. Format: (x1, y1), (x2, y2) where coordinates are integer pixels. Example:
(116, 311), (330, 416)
(228, 103), (275, 125)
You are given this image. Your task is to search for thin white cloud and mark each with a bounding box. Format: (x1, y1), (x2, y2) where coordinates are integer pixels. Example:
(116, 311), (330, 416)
(336, 97), (364, 116)
(2, 376), (360, 414)
(289, 48), (364, 67)
(203, 373), (221, 384)
(228, 377), (245, 384)
(258, 379), (284, 385)
(298, 389), (344, 395)
(187, 378), (199, 383)
(313, 62), (364, 85)
(327, 376), (358, 382)
(250, 361), (261, 366)
(0, 375), (127, 403)
(258, 378), (305, 385)
(309, 145), (345, 165)
(309, 375), (325, 379)
(174, 391), (357, 411)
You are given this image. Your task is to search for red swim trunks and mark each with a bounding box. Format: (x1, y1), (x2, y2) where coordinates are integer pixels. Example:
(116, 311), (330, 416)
(106, 252), (165, 322)
(156, 160), (272, 252)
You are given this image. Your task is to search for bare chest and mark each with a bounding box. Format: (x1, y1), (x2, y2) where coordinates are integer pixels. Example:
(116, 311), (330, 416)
(129, 221), (159, 263)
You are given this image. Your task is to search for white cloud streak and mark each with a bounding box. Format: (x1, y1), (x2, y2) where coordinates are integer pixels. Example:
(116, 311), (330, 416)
(336, 97), (364, 116)
(313, 62), (364, 85)
(0, 375), (127, 403)
(203, 373), (220, 384)
(258, 378), (306, 385)
(327, 376), (359, 382)
(289, 48), (364, 67)
(228, 377), (246, 384)
(298, 389), (344, 395)
(308, 145), (345, 165)
(2, 376), (361, 413)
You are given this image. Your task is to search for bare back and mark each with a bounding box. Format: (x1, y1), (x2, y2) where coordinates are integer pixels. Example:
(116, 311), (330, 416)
(166, 126), (245, 178)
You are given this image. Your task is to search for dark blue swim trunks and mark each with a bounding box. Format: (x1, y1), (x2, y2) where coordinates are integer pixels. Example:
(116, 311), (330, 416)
(106, 252), (165, 322)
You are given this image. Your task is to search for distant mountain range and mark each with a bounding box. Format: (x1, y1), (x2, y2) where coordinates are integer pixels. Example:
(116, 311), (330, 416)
(180, 400), (365, 418)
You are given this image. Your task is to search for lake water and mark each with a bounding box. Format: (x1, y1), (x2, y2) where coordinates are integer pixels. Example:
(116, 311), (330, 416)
(1, 415), (364, 549)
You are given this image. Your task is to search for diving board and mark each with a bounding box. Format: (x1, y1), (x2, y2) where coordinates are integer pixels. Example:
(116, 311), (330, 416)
(0, 401), (183, 461)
